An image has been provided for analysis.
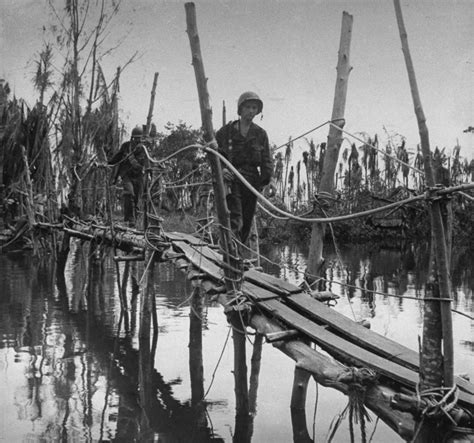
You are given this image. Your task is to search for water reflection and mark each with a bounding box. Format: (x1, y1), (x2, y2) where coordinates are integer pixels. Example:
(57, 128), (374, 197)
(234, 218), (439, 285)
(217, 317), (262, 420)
(0, 240), (472, 442)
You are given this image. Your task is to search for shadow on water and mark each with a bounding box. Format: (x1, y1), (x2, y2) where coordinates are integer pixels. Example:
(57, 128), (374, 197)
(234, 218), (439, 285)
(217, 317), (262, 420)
(0, 238), (472, 442)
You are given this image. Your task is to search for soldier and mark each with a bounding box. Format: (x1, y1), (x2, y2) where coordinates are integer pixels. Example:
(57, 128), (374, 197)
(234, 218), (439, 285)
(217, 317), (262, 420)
(215, 91), (273, 244)
(109, 125), (149, 226)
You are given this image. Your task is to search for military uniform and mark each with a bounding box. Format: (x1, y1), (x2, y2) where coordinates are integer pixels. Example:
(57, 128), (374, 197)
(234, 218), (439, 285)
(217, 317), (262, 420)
(109, 140), (149, 224)
(216, 120), (273, 243)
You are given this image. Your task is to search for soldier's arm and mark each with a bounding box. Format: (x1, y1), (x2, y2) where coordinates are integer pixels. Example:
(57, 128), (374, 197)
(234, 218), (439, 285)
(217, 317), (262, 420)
(260, 131), (273, 187)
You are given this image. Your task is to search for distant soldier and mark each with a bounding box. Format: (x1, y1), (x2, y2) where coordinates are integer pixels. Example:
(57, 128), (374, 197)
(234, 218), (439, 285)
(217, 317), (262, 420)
(109, 125), (149, 226)
(215, 91), (273, 244)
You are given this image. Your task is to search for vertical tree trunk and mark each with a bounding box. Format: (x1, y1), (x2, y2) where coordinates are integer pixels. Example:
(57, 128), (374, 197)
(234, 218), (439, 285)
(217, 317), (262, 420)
(184, 2), (240, 291)
(306, 11), (353, 280)
(189, 287), (208, 432)
(393, 0), (454, 388)
(290, 367), (312, 443)
(185, 2), (249, 428)
(145, 72), (159, 135)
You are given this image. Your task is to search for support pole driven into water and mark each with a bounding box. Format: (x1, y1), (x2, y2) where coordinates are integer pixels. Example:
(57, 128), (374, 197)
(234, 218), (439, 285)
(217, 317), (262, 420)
(184, 3), (240, 291)
(306, 11), (353, 281)
(189, 286), (207, 433)
(185, 1), (249, 425)
(393, 0), (454, 389)
(290, 367), (313, 442)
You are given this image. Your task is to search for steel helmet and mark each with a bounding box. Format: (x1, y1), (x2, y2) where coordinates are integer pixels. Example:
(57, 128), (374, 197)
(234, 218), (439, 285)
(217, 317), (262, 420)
(237, 91), (263, 115)
(131, 125), (143, 139)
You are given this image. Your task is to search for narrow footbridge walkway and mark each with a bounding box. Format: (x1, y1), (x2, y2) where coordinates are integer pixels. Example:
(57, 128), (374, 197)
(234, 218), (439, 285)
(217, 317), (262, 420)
(162, 231), (474, 410)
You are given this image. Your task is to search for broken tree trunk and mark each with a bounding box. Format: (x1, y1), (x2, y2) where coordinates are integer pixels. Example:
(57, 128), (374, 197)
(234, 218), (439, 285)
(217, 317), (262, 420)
(306, 11), (353, 281)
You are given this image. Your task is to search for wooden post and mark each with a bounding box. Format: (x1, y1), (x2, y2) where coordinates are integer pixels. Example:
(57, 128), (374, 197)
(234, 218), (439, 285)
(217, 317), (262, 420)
(145, 72), (159, 135)
(393, 0), (454, 388)
(184, 2), (240, 293)
(189, 286), (207, 432)
(185, 2), (249, 425)
(290, 367), (312, 443)
(222, 100), (226, 126)
(248, 333), (263, 414)
(306, 11), (353, 281)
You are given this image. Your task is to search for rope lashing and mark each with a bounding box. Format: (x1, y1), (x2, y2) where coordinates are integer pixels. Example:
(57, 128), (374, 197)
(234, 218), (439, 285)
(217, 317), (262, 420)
(415, 384), (460, 425)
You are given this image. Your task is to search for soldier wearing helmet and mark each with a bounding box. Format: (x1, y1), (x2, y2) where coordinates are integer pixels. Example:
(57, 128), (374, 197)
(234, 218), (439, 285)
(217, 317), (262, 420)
(109, 125), (150, 226)
(215, 91), (273, 245)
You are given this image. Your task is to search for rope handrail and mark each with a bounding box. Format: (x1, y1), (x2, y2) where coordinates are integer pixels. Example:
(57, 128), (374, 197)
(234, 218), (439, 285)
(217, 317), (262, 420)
(140, 141), (472, 224)
(204, 146), (428, 223)
(328, 121), (424, 175)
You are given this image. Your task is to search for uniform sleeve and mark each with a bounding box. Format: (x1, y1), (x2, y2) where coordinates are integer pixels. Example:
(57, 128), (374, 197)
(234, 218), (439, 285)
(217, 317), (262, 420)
(130, 144), (148, 172)
(259, 130), (273, 186)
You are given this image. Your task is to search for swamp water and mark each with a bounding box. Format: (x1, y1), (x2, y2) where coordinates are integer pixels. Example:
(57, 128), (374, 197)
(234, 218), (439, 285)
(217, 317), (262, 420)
(0, 240), (472, 442)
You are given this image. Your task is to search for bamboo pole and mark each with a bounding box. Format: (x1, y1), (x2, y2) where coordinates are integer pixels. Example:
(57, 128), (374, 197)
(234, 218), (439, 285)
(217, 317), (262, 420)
(393, 0), (454, 388)
(145, 72), (159, 135)
(306, 11), (353, 280)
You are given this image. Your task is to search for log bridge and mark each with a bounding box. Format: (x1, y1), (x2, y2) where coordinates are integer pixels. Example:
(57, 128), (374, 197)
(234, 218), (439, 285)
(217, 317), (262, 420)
(52, 219), (474, 441)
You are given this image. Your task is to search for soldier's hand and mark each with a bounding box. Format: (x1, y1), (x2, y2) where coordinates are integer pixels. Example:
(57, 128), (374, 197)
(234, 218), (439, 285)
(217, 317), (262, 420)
(208, 140), (218, 150)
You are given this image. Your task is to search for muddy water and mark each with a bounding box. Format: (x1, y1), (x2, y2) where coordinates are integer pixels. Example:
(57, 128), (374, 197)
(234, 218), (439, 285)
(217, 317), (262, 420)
(0, 240), (472, 442)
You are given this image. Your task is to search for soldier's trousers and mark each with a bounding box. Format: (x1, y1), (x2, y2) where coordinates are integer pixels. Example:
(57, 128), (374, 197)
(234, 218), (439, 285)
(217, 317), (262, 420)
(122, 176), (144, 223)
(226, 180), (257, 244)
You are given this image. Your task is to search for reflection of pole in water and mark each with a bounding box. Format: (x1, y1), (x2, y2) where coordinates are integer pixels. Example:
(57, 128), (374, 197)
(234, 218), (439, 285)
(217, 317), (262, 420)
(229, 309), (250, 443)
(138, 249), (156, 439)
(189, 286), (207, 432)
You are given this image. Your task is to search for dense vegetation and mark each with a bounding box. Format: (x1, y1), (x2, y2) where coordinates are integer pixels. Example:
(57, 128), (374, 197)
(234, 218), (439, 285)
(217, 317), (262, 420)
(0, 0), (473, 255)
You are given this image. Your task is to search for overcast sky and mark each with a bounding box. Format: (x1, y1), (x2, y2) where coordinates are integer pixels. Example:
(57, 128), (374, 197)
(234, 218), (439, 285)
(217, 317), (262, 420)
(1, 0), (473, 161)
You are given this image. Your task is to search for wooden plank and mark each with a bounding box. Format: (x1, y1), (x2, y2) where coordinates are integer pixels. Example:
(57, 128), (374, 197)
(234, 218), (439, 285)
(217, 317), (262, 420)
(257, 297), (474, 407)
(242, 281), (283, 301)
(165, 231), (208, 246)
(456, 375), (474, 396)
(286, 292), (419, 370)
(173, 241), (223, 281)
(244, 268), (301, 295)
(286, 292), (474, 397)
(257, 297), (419, 388)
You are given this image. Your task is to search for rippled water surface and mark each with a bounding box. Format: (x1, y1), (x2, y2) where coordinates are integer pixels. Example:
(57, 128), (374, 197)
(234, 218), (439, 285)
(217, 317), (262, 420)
(0, 240), (472, 442)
